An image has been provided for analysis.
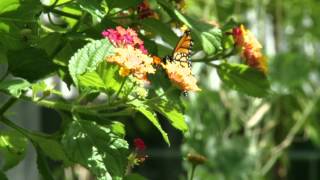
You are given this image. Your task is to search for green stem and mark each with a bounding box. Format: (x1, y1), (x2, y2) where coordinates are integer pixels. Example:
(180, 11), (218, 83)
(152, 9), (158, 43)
(43, 5), (80, 20)
(114, 77), (128, 100)
(87, 101), (128, 111)
(189, 164), (197, 180)
(0, 97), (17, 115)
(20, 96), (97, 116)
(0, 116), (31, 138)
(100, 107), (133, 117)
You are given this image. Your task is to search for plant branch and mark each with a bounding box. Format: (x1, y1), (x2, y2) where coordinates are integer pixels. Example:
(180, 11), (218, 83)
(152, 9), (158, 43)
(113, 77), (128, 101)
(0, 116), (31, 138)
(189, 164), (197, 180)
(43, 5), (80, 20)
(0, 97), (17, 115)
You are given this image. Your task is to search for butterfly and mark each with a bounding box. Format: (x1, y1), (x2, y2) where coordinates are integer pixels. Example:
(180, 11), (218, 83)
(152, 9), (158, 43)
(163, 30), (193, 68)
(151, 30), (195, 96)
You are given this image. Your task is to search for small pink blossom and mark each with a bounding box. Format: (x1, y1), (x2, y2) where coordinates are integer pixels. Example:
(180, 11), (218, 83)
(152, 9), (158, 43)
(102, 26), (148, 54)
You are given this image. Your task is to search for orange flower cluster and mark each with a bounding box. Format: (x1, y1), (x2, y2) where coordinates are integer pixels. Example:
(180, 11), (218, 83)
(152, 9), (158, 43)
(232, 25), (267, 74)
(161, 60), (201, 92)
(107, 46), (155, 83)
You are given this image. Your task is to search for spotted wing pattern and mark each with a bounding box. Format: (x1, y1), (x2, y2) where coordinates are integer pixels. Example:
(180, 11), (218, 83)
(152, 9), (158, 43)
(171, 30), (193, 68)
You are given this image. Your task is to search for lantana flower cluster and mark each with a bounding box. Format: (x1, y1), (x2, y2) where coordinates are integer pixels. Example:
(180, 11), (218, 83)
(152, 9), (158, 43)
(103, 26), (200, 92)
(103, 26), (154, 83)
(162, 60), (201, 92)
(102, 26), (148, 54)
(232, 25), (267, 74)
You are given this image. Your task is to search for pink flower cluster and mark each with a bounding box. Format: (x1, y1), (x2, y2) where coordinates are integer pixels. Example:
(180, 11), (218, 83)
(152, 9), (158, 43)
(102, 26), (148, 54)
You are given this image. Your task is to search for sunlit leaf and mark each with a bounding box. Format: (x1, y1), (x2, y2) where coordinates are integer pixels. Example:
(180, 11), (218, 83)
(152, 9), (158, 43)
(0, 130), (28, 171)
(148, 98), (188, 133)
(68, 39), (115, 87)
(0, 79), (30, 97)
(129, 100), (170, 145)
(0, 0), (42, 22)
(62, 119), (129, 180)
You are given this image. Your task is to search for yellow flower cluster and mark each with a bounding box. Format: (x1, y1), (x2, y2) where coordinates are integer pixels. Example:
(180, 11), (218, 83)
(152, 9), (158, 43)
(106, 46), (156, 83)
(233, 25), (267, 74)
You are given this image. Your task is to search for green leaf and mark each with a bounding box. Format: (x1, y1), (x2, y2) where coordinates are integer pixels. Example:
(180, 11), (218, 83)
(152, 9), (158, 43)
(148, 98), (188, 133)
(0, 130), (28, 171)
(0, 170), (8, 180)
(37, 33), (63, 57)
(158, 1), (222, 55)
(30, 134), (70, 163)
(124, 173), (147, 180)
(139, 18), (178, 48)
(78, 71), (106, 89)
(68, 39), (115, 87)
(0, 0), (42, 22)
(7, 47), (57, 81)
(62, 119), (129, 180)
(35, 146), (54, 180)
(129, 100), (170, 146)
(110, 121), (126, 138)
(217, 63), (270, 97)
(0, 0), (20, 14)
(0, 79), (30, 97)
(78, 62), (123, 93)
(147, 70), (188, 132)
(98, 62), (122, 93)
(77, 0), (105, 19)
(0, 22), (27, 50)
(107, 0), (143, 10)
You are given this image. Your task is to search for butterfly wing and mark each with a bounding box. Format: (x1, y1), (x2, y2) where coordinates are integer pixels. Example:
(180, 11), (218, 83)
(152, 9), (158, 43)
(172, 30), (193, 68)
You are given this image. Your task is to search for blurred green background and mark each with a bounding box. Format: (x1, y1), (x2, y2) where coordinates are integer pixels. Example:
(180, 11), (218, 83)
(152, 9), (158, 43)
(129, 0), (320, 179)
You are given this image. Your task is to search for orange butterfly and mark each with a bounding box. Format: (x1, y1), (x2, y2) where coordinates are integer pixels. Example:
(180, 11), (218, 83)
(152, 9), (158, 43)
(164, 30), (193, 67)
